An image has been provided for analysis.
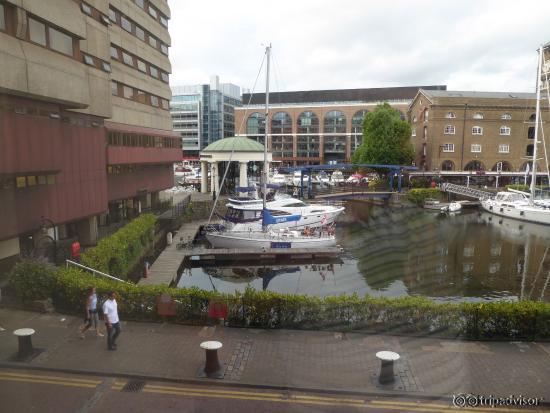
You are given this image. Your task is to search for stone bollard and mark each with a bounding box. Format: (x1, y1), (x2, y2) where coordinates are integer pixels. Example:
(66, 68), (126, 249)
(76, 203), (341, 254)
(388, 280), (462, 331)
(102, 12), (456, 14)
(199, 341), (223, 379)
(14, 328), (35, 359)
(375, 351), (400, 384)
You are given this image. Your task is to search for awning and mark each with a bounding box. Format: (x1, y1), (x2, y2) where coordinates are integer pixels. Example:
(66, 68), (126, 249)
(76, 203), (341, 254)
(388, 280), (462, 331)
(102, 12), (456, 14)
(105, 121), (179, 139)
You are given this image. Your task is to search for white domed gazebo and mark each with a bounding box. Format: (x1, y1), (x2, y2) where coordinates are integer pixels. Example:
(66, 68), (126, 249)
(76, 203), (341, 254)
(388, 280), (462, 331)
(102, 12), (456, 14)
(199, 137), (272, 194)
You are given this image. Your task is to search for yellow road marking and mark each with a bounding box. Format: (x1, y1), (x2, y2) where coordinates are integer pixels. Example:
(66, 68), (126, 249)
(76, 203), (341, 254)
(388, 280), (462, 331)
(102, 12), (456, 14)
(370, 400), (550, 413)
(0, 376), (98, 389)
(292, 394), (364, 404)
(0, 371), (101, 385)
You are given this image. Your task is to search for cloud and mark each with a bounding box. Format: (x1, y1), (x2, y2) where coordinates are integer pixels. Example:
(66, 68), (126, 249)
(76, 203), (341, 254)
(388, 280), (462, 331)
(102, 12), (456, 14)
(167, 0), (550, 93)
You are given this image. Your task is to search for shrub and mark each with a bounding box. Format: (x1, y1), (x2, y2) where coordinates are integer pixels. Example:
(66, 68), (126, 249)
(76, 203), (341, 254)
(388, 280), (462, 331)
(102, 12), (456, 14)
(81, 213), (156, 279)
(407, 188), (441, 205)
(9, 259), (57, 302)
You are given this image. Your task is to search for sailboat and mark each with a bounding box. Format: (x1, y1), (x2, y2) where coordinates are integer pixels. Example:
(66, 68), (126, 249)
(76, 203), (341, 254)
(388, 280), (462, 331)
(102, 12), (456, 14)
(206, 45), (337, 249)
(481, 42), (550, 225)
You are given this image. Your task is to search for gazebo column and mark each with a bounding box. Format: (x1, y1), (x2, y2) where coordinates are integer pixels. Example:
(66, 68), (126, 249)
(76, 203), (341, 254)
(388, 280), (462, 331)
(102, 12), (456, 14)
(200, 161), (208, 193)
(239, 161), (248, 190)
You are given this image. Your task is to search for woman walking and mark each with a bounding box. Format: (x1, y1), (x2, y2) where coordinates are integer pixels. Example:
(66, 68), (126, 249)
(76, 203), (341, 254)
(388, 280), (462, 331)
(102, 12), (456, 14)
(79, 287), (104, 338)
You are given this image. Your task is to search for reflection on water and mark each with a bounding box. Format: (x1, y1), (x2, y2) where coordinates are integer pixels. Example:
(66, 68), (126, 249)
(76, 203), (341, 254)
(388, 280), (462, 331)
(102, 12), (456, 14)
(177, 201), (550, 302)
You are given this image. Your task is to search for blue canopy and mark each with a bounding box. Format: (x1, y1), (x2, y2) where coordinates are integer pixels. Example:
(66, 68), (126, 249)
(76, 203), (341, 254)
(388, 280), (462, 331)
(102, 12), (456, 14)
(236, 186), (255, 192)
(262, 209), (300, 226)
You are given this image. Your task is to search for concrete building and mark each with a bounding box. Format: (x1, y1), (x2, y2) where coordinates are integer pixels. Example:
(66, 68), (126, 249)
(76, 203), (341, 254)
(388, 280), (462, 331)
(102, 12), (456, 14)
(234, 86), (446, 166)
(0, 0), (180, 268)
(171, 76), (241, 158)
(408, 89), (549, 173)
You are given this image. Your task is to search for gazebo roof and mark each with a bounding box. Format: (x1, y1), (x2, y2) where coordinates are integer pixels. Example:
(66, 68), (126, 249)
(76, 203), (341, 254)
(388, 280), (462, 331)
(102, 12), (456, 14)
(202, 137), (265, 152)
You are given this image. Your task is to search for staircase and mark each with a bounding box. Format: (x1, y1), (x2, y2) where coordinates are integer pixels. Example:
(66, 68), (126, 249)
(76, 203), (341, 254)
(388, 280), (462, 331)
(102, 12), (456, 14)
(440, 183), (494, 200)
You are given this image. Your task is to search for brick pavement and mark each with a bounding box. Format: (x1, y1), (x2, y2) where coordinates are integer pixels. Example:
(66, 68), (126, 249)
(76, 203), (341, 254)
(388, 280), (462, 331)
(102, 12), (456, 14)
(0, 308), (549, 401)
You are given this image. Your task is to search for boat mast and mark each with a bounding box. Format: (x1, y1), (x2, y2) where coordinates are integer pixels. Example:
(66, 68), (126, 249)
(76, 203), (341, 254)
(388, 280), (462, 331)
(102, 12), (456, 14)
(531, 45), (543, 201)
(263, 44), (271, 224)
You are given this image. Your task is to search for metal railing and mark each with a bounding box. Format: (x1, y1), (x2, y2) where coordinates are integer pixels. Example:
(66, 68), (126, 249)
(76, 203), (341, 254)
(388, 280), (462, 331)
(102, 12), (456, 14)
(440, 183), (494, 200)
(65, 260), (132, 284)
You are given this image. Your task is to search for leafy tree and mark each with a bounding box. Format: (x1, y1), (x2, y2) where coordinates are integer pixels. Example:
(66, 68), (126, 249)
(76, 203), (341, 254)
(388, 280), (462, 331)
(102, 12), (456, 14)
(352, 103), (414, 166)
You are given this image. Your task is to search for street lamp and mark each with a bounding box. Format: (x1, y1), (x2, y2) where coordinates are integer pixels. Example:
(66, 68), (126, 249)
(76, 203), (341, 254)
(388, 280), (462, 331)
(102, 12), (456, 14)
(40, 216), (57, 263)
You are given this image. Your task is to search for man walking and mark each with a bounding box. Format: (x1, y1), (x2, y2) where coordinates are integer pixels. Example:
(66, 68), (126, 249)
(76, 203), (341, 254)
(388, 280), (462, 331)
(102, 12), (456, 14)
(102, 291), (121, 351)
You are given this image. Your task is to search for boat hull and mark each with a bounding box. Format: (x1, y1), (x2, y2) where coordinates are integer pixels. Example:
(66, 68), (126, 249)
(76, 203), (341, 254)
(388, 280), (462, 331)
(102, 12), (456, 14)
(206, 232), (336, 249)
(481, 200), (550, 225)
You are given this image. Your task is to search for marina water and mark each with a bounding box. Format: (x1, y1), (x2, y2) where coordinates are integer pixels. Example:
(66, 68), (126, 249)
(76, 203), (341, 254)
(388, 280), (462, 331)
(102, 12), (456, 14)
(178, 201), (550, 303)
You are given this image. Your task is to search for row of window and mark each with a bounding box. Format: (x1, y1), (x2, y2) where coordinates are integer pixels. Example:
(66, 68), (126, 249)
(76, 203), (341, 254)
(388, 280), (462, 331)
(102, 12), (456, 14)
(82, 52), (111, 73)
(441, 125), (511, 135)
(111, 80), (169, 110)
(441, 144), (510, 153)
(107, 163), (171, 175)
(440, 160), (535, 172)
(132, 0), (169, 28)
(28, 16), (76, 57)
(107, 131), (180, 148)
(414, 111), (535, 123)
(6, 174), (57, 189)
(246, 110), (371, 135)
(110, 44), (169, 83)
(109, 7), (168, 56)
(80, 2), (110, 25)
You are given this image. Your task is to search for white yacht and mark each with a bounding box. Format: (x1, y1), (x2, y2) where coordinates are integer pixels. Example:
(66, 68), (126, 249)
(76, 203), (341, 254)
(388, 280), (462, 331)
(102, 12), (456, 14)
(481, 43), (550, 225)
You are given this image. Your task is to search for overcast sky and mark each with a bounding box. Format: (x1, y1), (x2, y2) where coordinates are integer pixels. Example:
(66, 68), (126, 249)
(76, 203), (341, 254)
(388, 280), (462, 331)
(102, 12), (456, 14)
(168, 0), (550, 94)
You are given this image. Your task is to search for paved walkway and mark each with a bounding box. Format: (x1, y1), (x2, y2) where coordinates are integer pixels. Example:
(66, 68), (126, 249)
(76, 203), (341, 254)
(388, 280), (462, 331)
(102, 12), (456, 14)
(0, 308), (549, 403)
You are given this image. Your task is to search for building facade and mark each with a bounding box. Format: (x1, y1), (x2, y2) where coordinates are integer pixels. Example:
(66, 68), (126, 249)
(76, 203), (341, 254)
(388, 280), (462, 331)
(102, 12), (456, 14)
(234, 86), (446, 166)
(409, 89), (549, 173)
(0, 0), (180, 266)
(171, 76), (241, 158)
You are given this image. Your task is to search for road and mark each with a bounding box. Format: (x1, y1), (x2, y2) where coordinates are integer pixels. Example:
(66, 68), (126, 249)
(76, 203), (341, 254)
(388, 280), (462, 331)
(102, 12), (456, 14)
(0, 367), (547, 413)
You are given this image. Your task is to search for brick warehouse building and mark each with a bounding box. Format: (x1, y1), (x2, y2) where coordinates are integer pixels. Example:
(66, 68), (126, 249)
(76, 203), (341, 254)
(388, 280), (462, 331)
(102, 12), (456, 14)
(0, 0), (180, 266)
(409, 89), (550, 173)
(234, 86), (446, 166)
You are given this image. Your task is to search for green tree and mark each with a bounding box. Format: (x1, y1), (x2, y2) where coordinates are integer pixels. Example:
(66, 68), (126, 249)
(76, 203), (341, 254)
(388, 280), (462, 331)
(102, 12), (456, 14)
(352, 103), (414, 165)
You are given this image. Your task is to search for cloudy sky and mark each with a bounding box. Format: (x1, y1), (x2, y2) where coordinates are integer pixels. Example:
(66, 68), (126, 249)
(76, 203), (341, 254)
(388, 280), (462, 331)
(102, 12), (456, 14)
(168, 0), (550, 94)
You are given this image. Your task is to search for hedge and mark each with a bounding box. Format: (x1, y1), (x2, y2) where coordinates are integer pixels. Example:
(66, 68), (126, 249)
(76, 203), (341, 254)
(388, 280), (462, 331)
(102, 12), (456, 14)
(407, 188), (441, 205)
(11, 262), (550, 340)
(81, 213), (156, 279)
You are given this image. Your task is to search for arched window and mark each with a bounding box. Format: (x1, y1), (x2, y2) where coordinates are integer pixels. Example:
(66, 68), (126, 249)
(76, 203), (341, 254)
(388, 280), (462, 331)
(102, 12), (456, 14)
(446, 112), (456, 119)
(529, 113), (536, 121)
(501, 113), (511, 120)
(351, 110), (368, 134)
(271, 112), (292, 134)
(412, 115), (417, 123)
(323, 111), (346, 133)
(246, 112), (265, 135)
(464, 160), (485, 171)
(297, 111), (319, 134)
(441, 160), (454, 171)
(491, 161), (512, 172)
(473, 112), (484, 119)
(422, 108), (429, 121)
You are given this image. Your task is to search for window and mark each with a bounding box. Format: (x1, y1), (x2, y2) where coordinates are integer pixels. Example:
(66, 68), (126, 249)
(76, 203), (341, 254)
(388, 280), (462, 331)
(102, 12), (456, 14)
(442, 144), (454, 152)
(135, 26), (145, 41)
(161, 99), (169, 110)
(412, 116), (417, 123)
(122, 52), (133, 66)
(446, 112), (456, 119)
(148, 6), (158, 19)
(160, 16), (168, 27)
(29, 18), (47, 46)
(102, 62), (111, 72)
(150, 66), (158, 78)
(109, 8), (117, 22)
(444, 125), (455, 134)
(501, 113), (512, 120)
(81, 3), (92, 16)
(0, 4), (5, 31)
(473, 112), (484, 119)
(137, 59), (147, 72)
(111, 81), (118, 96)
(123, 85), (133, 99)
(499, 144), (510, 153)
(135, 0), (144, 8)
(110, 45), (118, 59)
(499, 126), (511, 135)
(161, 72), (169, 82)
(471, 144), (482, 153)
(423, 108), (429, 121)
(411, 128), (416, 137)
(83, 54), (95, 66)
(472, 126), (483, 135)
(136, 89), (146, 103)
(121, 15), (132, 32)
(150, 95), (159, 107)
(27, 175), (37, 186)
(148, 36), (157, 48)
(160, 43), (168, 55)
(16, 176), (26, 188)
(49, 28), (73, 56)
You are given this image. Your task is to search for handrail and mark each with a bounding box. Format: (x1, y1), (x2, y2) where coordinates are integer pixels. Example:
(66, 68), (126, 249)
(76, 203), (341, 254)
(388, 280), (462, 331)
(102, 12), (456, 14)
(440, 183), (494, 200)
(65, 260), (132, 284)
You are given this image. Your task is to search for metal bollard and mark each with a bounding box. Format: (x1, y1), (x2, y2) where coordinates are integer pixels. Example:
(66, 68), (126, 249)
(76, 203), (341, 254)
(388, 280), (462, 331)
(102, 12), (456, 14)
(199, 341), (223, 379)
(376, 351), (400, 384)
(14, 328), (35, 359)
